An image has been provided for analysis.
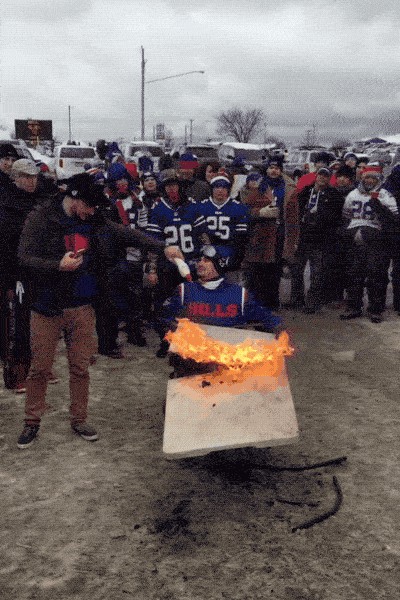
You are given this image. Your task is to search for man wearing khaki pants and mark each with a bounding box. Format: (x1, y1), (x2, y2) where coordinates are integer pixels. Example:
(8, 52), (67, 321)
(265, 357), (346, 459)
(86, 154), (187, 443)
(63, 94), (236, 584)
(16, 173), (182, 448)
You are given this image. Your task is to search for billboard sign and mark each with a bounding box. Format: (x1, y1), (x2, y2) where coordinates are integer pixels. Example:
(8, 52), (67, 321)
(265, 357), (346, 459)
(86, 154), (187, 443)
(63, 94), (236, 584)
(14, 119), (53, 144)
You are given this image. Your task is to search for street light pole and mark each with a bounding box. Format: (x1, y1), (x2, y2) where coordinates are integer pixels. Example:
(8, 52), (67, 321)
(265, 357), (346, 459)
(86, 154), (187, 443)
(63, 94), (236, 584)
(141, 46), (145, 140)
(139, 49), (204, 141)
(68, 105), (72, 142)
(146, 70), (205, 84)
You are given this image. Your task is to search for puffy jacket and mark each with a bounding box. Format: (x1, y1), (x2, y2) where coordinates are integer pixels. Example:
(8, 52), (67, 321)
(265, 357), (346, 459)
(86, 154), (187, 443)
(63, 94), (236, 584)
(0, 184), (49, 288)
(297, 184), (344, 246)
(18, 196), (165, 316)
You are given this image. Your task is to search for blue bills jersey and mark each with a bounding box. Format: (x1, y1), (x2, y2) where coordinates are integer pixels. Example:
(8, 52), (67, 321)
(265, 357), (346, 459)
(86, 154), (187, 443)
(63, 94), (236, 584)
(200, 197), (249, 243)
(146, 198), (208, 258)
(199, 197), (249, 266)
(162, 280), (281, 330)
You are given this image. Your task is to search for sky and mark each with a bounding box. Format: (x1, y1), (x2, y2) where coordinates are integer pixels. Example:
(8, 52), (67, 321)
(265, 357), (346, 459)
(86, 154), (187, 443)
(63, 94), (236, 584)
(1, 0), (400, 147)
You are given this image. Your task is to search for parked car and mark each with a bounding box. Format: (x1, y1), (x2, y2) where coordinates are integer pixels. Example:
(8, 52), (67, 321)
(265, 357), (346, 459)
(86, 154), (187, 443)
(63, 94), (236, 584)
(28, 147), (55, 171)
(180, 144), (219, 164)
(121, 141), (163, 172)
(283, 148), (336, 179)
(54, 144), (97, 180)
(218, 142), (269, 169)
(385, 146), (400, 174)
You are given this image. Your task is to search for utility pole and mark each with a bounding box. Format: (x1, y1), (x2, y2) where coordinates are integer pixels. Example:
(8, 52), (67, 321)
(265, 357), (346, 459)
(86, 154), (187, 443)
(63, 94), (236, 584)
(189, 119), (194, 144)
(141, 46), (145, 140)
(312, 123), (317, 146)
(184, 124), (188, 145)
(68, 105), (72, 142)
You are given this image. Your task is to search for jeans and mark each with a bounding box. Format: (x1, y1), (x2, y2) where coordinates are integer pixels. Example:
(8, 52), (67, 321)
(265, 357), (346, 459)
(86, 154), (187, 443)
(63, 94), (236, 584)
(345, 241), (389, 314)
(290, 244), (324, 310)
(244, 262), (283, 310)
(25, 305), (97, 425)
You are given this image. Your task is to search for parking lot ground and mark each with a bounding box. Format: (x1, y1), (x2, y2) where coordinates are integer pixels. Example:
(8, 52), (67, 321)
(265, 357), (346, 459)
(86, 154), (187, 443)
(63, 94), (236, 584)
(1, 308), (399, 600)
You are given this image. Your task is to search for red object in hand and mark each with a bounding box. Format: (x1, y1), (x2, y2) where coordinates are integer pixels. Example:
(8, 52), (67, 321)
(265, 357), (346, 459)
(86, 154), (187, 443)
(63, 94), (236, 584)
(370, 192), (379, 200)
(64, 233), (90, 254)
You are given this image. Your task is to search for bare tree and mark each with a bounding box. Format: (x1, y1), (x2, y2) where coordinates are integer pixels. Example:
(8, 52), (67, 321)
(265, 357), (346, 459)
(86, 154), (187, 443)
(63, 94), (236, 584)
(330, 138), (352, 155)
(215, 107), (265, 143)
(300, 124), (319, 148)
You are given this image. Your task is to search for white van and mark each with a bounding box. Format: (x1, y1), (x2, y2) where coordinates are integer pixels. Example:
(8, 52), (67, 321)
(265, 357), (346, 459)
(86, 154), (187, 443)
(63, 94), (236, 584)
(218, 142), (268, 169)
(54, 144), (97, 180)
(121, 141), (163, 172)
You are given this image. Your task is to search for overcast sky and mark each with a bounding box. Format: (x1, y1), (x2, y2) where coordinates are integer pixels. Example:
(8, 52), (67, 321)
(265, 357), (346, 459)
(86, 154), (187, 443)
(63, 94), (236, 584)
(1, 0), (400, 146)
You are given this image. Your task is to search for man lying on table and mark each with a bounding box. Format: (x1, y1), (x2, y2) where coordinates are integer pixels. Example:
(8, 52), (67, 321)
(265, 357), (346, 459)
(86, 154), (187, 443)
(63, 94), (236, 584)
(160, 244), (284, 377)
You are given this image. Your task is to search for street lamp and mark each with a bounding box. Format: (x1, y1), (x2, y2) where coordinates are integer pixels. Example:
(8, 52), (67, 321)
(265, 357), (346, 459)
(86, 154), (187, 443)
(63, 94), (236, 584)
(140, 47), (205, 139)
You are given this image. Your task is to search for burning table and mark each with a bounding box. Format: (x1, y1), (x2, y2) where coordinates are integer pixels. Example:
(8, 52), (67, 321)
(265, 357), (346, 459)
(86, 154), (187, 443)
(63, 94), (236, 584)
(163, 320), (298, 459)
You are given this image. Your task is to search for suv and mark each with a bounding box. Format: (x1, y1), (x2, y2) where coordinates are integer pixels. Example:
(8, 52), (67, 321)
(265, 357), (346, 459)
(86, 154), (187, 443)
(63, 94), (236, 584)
(54, 144), (97, 180)
(121, 141), (163, 172)
(218, 142), (269, 169)
(181, 144), (219, 164)
(284, 149), (336, 179)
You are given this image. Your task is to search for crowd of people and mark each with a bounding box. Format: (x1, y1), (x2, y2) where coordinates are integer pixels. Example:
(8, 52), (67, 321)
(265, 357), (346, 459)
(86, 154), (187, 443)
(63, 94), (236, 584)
(1, 140), (399, 448)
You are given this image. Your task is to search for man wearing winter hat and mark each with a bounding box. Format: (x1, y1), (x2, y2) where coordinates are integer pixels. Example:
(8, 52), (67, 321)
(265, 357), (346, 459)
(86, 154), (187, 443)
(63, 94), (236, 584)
(0, 143), (20, 193)
(162, 243), (283, 377)
(242, 156), (298, 310)
(335, 164), (355, 196)
(138, 171), (161, 210)
(104, 141), (124, 167)
(323, 164), (357, 306)
(296, 151), (334, 192)
(239, 171), (263, 203)
(164, 244), (282, 329)
(290, 167), (344, 313)
(199, 174), (249, 283)
(177, 152), (210, 202)
(146, 168), (211, 356)
(0, 158), (50, 394)
(355, 156), (369, 182)
(16, 172), (184, 448)
(343, 152), (358, 171)
(340, 164), (398, 322)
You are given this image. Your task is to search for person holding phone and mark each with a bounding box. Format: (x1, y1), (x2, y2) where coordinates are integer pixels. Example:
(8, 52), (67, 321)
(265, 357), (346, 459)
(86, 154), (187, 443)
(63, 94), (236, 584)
(16, 173), (183, 448)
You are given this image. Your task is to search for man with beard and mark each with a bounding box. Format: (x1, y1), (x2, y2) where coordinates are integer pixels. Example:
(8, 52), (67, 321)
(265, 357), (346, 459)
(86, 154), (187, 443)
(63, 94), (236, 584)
(16, 173), (183, 448)
(340, 165), (398, 323)
(0, 159), (53, 392)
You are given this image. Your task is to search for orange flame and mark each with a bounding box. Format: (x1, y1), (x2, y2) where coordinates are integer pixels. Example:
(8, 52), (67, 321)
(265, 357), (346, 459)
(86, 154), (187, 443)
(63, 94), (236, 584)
(165, 319), (294, 384)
